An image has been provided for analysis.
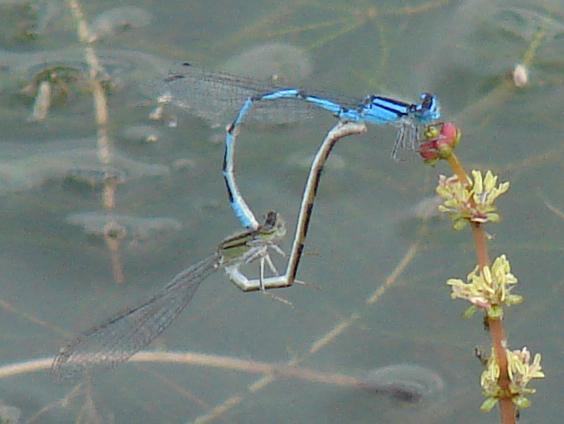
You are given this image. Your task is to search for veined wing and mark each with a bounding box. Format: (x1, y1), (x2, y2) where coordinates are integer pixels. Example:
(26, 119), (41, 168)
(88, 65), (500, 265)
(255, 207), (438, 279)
(150, 63), (364, 126)
(52, 253), (220, 380)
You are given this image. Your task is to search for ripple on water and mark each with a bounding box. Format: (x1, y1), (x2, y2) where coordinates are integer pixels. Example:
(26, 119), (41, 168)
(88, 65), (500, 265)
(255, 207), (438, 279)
(0, 400), (20, 424)
(0, 140), (169, 195)
(89, 6), (152, 42)
(0, 0), (62, 39)
(0, 47), (171, 99)
(222, 42), (313, 83)
(362, 364), (445, 402)
(66, 212), (182, 244)
(120, 124), (162, 144)
(431, 0), (563, 80)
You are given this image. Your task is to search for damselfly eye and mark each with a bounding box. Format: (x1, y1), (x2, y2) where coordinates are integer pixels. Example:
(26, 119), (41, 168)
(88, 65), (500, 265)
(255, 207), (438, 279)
(420, 93), (433, 109)
(264, 210), (279, 229)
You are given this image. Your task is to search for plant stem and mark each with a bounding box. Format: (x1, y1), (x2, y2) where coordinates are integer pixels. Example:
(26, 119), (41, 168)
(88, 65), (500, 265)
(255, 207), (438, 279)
(447, 153), (516, 424)
(446, 153), (468, 184)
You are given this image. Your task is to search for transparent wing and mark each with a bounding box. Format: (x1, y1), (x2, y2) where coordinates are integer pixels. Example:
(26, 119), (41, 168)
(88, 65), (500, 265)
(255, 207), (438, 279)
(147, 63), (345, 126)
(52, 253), (220, 380)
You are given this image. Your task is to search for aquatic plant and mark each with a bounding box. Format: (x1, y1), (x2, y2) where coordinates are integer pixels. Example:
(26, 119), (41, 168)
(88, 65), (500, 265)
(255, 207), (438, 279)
(420, 121), (544, 423)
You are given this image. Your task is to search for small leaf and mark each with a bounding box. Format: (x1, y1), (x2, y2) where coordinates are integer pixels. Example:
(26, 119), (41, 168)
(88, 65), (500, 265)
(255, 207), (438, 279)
(463, 305), (477, 319)
(480, 397), (498, 412)
(513, 396), (531, 409)
(488, 305), (504, 319)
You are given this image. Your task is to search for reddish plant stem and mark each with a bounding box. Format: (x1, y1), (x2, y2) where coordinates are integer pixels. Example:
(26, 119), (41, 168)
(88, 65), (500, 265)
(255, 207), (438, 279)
(446, 154), (469, 184)
(447, 153), (516, 424)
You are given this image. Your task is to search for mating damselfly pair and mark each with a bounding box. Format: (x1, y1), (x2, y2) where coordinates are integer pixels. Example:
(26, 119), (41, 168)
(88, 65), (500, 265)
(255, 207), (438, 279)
(52, 63), (440, 378)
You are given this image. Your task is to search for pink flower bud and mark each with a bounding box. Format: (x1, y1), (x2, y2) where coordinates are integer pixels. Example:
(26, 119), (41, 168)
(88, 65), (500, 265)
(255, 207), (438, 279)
(419, 122), (461, 164)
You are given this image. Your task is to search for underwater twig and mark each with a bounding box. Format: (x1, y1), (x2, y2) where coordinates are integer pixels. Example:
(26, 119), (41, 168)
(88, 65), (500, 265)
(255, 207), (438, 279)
(65, 0), (125, 283)
(0, 351), (438, 400)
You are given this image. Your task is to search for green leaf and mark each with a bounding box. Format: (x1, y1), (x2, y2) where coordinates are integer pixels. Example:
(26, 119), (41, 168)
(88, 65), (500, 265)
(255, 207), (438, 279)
(480, 397), (498, 412)
(463, 305), (477, 319)
(513, 396), (531, 409)
(488, 305), (504, 319)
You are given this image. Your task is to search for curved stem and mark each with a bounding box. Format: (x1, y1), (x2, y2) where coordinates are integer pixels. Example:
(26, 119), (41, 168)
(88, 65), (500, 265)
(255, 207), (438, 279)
(285, 121), (367, 283)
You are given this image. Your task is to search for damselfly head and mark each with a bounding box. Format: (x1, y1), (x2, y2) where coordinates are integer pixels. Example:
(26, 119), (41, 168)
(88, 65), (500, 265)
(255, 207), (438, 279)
(261, 210), (286, 240)
(416, 93), (440, 123)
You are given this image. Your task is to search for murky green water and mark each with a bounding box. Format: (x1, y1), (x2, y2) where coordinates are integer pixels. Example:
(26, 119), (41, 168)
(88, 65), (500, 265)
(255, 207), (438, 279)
(0, 0), (562, 422)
